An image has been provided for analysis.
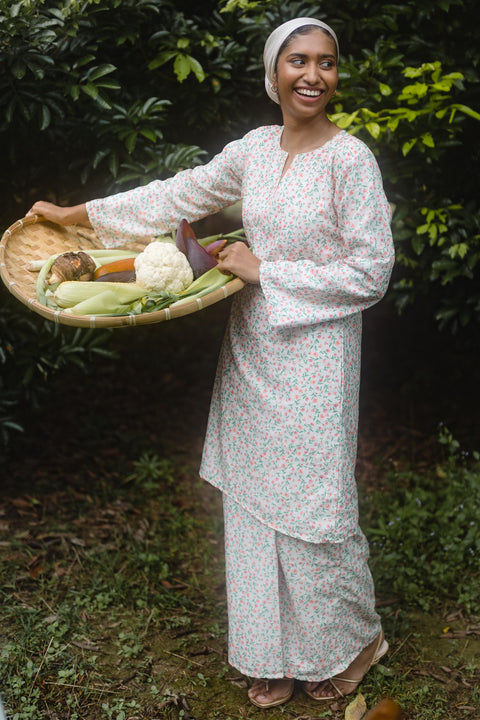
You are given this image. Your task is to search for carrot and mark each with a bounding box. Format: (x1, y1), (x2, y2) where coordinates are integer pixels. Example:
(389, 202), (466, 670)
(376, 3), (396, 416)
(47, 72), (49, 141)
(92, 257), (136, 281)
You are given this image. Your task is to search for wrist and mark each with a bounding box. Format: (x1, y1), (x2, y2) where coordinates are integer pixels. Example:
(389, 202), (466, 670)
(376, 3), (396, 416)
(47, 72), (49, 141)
(64, 204), (90, 227)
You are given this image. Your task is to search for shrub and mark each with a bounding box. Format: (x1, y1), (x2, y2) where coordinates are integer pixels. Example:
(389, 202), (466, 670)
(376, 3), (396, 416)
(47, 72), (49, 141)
(0, 289), (115, 451)
(362, 428), (480, 613)
(2, 0), (479, 330)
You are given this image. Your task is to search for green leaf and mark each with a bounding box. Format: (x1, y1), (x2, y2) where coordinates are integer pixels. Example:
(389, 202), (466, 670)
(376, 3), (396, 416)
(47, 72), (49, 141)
(86, 64), (117, 82)
(387, 117), (400, 132)
(40, 105), (51, 130)
(11, 59), (26, 79)
(450, 103), (480, 122)
(140, 128), (158, 142)
(421, 132), (435, 148)
(96, 80), (121, 90)
(220, 0), (259, 12)
(109, 152), (119, 178)
(74, 54), (96, 69)
(3, 421), (24, 433)
(379, 82), (392, 96)
(148, 51), (176, 71)
(402, 138), (417, 156)
(449, 243), (469, 259)
(188, 55), (205, 83)
(411, 234), (425, 255)
(171, 54), (206, 83)
(81, 83), (99, 100)
(329, 111), (359, 129)
(173, 54), (190, 82)
(125, 131), (137, 153)
(399, 82), (429, 99)
(365, 122), (381, 139)
(416, 223), (430, 235)
(92, 149), (109, 169)
(10, 2), (23, 18)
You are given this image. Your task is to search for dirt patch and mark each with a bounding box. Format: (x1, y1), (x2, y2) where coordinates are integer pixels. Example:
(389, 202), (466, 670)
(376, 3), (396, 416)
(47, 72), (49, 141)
(2, 297), (480, 719)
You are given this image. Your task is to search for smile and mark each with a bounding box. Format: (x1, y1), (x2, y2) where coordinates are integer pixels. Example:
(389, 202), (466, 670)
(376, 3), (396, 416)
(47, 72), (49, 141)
(295, 88), (323, 97)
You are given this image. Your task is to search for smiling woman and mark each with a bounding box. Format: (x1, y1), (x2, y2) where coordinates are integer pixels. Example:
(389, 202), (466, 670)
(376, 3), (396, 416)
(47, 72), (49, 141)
(266, 22), (341, 173)
(26, 15), (394, 713)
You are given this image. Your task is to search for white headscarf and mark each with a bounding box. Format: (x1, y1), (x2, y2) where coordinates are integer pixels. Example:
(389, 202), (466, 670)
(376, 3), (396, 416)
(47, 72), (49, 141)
(263, 17), (339, 104)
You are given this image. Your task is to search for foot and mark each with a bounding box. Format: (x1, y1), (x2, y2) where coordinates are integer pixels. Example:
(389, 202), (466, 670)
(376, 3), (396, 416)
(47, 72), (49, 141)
(248, 677), (295, 708)
(303, 631), (388, 701)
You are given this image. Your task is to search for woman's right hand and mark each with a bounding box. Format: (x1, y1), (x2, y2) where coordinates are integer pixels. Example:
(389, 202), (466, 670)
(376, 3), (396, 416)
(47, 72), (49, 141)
(27, 201), (91, 227)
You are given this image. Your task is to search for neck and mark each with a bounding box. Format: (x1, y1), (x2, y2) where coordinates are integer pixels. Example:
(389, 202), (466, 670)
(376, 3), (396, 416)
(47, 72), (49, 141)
(280, 115), (339, 154)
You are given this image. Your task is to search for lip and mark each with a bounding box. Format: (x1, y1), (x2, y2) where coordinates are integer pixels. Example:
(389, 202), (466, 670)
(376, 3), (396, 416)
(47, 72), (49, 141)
(293, 87), (325, 102)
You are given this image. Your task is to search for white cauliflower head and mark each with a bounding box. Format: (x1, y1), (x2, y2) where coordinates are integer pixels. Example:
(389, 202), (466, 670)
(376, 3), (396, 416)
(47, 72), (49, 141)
(134, 241), (193, 294)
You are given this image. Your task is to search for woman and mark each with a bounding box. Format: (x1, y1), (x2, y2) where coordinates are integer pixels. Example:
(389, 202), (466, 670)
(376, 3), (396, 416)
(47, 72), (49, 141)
(29, 17), (394, 709)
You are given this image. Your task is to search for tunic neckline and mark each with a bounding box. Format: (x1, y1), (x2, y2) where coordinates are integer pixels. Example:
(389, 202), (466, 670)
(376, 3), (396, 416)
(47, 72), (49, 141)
(276, 126), (346, 157)
(275, 128), (346, 185)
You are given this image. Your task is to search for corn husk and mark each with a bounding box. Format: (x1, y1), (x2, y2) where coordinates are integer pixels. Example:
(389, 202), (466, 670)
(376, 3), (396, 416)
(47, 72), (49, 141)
(170, 267), (232, 307)
(54, 280), (152, 309)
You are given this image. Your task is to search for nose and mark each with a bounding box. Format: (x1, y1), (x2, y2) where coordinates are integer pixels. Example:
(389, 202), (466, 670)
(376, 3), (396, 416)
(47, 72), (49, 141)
(303, 61), (320, 84)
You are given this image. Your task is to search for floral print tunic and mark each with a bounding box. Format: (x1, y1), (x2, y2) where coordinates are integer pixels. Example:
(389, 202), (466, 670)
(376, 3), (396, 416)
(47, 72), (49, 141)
(87, 126), (395, 544)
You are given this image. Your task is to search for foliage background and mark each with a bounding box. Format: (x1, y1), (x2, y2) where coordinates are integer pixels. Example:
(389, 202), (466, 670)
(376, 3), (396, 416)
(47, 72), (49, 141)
(1, 4), (480, 717)
(1, 0), (479, 445)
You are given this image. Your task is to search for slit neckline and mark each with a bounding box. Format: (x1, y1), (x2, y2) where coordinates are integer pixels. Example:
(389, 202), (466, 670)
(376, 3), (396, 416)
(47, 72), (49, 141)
(275, 129), (345, 187)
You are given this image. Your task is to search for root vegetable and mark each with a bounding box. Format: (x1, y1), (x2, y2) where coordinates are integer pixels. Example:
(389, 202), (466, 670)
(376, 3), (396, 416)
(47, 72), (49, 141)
(47, 251), (96, 285)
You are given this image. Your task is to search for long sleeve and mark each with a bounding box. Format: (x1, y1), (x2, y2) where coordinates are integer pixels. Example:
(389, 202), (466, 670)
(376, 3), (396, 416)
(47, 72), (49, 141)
(86, 137), (248, 248)
(259, 142), (395, 328)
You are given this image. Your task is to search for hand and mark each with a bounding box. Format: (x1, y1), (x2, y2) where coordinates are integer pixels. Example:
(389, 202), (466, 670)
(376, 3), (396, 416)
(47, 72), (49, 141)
(26, 201), (91, 227)
(216, 241), (261, 284)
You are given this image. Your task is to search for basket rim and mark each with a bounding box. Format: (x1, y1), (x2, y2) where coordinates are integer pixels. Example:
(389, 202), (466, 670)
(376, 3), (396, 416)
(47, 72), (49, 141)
(0, 215), (245, 328)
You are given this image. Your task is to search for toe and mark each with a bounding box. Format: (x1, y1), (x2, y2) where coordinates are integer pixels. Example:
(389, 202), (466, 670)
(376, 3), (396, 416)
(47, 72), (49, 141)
(310, 681), (333, 699)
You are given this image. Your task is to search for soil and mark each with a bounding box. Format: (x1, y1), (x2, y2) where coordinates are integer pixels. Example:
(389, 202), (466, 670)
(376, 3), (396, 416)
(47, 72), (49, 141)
(2, 292), (480, 720)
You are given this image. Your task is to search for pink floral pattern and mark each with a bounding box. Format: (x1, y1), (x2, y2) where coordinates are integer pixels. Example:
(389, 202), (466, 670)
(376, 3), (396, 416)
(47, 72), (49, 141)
(87, 126), (394, 543)
(223, 494), (380, 680)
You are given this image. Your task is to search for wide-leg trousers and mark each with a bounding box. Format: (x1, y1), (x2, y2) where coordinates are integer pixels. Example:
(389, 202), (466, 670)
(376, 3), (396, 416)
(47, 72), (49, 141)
(223, 494), (381, 681)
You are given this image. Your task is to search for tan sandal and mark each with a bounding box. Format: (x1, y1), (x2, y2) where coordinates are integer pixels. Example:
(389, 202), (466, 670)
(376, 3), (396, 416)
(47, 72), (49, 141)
(248, 677), (295, 708)
(303, 630), (389, 702)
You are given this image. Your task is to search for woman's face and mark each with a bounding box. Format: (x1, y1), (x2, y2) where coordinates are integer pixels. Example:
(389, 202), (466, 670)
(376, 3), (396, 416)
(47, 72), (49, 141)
(274, 29), (338, 123)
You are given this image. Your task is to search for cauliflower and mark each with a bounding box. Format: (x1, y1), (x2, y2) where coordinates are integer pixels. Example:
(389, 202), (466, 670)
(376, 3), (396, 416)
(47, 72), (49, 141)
(134, 241), (194, 293)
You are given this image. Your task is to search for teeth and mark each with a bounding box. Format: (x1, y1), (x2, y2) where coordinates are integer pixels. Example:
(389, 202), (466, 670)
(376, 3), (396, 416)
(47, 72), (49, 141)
(296, 89), (322, 97)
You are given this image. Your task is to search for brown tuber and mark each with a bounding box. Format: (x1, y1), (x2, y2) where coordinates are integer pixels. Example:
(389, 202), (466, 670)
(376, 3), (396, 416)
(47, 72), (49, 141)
(47, 252), (96, 285)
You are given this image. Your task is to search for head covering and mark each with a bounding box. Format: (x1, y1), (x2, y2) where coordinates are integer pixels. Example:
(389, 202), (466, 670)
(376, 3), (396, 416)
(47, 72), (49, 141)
(263, 17), (339, 104)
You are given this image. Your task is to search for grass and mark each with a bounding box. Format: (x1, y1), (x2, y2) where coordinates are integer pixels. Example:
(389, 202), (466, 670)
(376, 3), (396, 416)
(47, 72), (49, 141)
(1, 435), (480, 719)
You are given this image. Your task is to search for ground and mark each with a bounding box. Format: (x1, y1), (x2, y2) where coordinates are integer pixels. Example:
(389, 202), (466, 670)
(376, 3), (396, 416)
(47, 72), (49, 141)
(1, 296), (480, 720)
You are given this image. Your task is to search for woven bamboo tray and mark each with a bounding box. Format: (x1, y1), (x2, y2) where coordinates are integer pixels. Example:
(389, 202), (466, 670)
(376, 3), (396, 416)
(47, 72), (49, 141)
(0, 215), (245, 328)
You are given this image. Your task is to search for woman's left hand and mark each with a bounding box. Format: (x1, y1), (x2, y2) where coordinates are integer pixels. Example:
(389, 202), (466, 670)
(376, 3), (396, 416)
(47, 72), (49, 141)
(216, 241), (261, 284)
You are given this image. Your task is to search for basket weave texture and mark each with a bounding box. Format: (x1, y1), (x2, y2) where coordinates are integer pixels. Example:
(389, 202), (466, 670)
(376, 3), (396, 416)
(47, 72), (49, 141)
(0, 215), (245, 328)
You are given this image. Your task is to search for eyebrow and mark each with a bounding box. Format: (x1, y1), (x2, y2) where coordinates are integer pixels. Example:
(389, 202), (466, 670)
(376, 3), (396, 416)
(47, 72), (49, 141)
(286, 52), (336, 60)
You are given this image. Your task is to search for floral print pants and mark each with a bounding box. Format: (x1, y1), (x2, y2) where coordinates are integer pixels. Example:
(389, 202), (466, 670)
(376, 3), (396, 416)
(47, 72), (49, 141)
(223, 494), (381, 681)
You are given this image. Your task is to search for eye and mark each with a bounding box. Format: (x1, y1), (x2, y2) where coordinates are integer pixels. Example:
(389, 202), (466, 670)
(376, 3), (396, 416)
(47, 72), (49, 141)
(320, 60), (336, 69)
(290, 57), (305, 66)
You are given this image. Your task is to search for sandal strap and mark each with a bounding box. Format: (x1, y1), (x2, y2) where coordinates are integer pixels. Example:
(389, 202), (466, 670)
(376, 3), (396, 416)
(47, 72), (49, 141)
(331, 675), (363, 685)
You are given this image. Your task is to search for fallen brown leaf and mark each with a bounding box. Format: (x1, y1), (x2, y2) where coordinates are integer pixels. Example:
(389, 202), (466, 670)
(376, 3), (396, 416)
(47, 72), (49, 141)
(345, 693), (367, 720)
